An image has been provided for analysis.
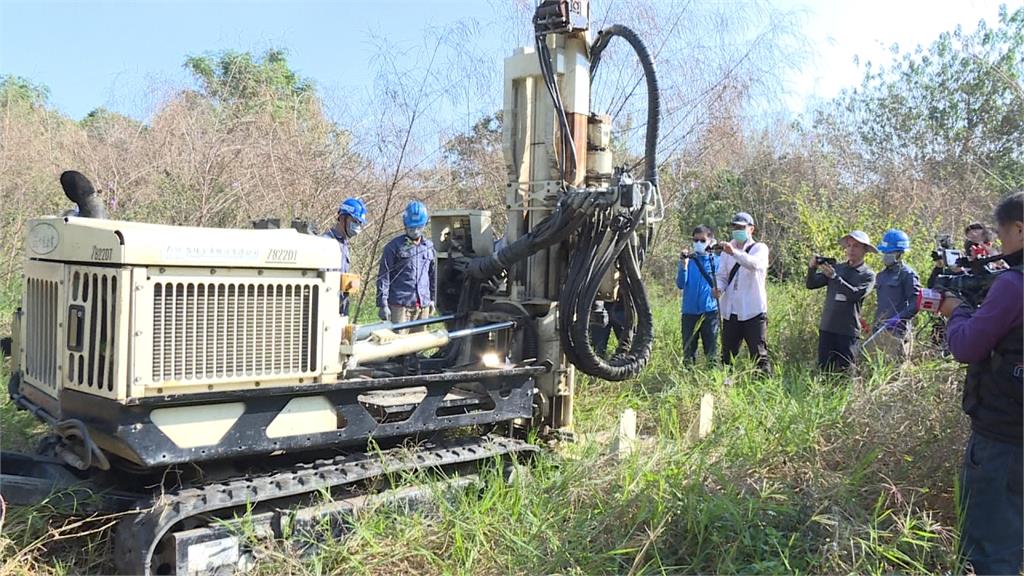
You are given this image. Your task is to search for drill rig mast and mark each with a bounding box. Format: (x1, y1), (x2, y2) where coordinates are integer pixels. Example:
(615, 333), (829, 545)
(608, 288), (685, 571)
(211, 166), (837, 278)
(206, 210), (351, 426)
(481, 0), (664, 430)
(1, 2), (661, 574)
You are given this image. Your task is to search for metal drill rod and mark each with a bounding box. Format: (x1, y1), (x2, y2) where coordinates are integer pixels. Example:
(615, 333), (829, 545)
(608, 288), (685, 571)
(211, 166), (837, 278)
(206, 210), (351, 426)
(134, 363), (552, 405)
(447, 321), (516, 339)
(354, 314), (457, 340)
(396, 313), (457, 330)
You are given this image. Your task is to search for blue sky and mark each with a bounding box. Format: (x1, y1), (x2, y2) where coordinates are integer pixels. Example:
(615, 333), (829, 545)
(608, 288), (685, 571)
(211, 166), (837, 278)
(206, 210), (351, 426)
(0, 0), (509, 124)
(0, 0), (1008, 124)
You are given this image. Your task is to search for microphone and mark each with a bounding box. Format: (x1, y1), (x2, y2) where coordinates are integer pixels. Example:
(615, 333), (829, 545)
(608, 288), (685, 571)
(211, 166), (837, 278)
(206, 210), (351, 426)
(59, 171), (107, 219)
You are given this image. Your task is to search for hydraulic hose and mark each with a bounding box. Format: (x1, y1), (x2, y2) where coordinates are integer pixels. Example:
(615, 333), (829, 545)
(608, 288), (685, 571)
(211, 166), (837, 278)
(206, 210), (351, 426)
(590, 25), (661, 188)
(467, 192), (598, 280)
(560, 208), (654, 381)
(557, 23), (659, 380)
(466, 196), (654, 381)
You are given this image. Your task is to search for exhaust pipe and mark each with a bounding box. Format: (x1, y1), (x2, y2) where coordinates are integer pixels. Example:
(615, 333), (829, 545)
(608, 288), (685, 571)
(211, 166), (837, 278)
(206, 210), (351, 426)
(60, 171), (107, 219)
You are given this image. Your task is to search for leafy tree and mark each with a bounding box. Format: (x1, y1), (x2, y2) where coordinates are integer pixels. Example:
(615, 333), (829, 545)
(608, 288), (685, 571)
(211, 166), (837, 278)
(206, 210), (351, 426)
(441, 112), (506, 223)
(443, 112), (502, 186)
(80, 107), (143, 134)
(183, 49), (315, 118)
(0, 75), (50, 109)
(815, 5), (1023, 208)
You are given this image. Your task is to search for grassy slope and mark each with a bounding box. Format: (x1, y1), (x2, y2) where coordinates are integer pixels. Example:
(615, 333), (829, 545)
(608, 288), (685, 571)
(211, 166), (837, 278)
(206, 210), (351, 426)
(0, 283), (968, 575)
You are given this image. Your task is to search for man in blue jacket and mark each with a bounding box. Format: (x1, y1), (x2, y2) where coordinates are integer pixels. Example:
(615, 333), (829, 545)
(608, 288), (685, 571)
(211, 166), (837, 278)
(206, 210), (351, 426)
(866, 229), (920, 360)
(376, 201), (436, 327)
(676, 225), (720, 363)
(321, 197), (367, 316)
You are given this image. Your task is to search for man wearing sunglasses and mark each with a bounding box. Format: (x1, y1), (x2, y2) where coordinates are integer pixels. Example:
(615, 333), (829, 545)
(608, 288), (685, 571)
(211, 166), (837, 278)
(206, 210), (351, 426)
(929, 223), (1000, 288)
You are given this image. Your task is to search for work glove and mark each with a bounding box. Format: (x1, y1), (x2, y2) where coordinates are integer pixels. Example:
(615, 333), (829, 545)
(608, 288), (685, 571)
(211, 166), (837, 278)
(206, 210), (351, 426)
(378, 307), (391, 322)
(883, 316), (902, 330)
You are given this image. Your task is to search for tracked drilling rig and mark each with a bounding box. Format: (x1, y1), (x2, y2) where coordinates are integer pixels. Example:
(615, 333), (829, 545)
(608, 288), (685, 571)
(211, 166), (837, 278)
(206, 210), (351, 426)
(1, 1), (662, 573)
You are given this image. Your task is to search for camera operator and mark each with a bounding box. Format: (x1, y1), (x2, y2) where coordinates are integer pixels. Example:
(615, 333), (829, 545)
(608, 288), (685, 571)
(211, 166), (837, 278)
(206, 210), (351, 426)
(964, 221), (999, 259)
(806, 231), (877, 372)
(938, 192), (1023, 575)
(928, 223), (997, 288)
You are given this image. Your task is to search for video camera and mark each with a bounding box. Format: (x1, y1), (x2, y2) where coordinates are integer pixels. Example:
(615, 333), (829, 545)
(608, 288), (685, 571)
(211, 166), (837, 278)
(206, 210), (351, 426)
(930, 234), (966, 269)
(814, 255), (837, 267)
(921, 253), (1007, 309)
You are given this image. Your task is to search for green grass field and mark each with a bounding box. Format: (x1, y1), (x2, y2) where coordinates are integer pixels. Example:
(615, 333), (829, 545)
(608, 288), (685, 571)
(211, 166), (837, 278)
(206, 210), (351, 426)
(0, 283), (969, 575)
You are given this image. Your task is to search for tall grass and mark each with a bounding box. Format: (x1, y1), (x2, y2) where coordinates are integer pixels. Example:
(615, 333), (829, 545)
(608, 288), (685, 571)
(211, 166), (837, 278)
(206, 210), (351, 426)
(0, 283), (968, 575)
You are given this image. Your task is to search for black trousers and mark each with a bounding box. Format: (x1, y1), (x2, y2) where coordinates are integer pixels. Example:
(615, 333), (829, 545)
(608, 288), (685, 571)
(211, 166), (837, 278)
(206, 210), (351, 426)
(721, 313), (770, 370)
(817, 329), (857, 372)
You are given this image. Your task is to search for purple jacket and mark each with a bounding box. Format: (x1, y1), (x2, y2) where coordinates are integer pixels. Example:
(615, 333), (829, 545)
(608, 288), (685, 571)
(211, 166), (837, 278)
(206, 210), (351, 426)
(947, 271), (1024, 363)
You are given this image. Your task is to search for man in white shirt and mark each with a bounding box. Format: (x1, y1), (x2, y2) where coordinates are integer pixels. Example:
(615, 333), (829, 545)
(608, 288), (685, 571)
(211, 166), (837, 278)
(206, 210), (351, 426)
(714, 212), (771, 371)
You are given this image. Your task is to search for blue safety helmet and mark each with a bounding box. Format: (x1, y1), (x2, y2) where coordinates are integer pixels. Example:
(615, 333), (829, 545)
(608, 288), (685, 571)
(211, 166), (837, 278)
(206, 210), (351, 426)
(403, 200), (429, 228)
(877, 229), (911, 253)
(337, 198), (367, 224)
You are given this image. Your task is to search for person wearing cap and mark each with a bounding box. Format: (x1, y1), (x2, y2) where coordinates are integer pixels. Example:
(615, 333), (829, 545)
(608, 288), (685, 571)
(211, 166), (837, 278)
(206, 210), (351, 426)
(865, 229), (920, 360)
(322, 197), (368, 315)
(377, 200), (436, 327)
(714, 212), (771, 371)
(806, 230), (877, 372)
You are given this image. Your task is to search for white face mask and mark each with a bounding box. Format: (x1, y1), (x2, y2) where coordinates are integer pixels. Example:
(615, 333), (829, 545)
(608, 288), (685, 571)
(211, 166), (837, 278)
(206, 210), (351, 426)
(345, 220), (362, 238)
(693, 241), (708, 254)
(882, 253), (899, 267)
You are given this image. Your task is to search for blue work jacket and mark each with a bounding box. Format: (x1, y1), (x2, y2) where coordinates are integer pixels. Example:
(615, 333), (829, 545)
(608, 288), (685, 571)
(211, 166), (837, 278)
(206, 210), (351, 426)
(676, 254), (719, 315)
(321, 228), (351, 274)
(874, 262), (921, 331)
(377, 234), (436, 309)
(322, 228), (352, 315)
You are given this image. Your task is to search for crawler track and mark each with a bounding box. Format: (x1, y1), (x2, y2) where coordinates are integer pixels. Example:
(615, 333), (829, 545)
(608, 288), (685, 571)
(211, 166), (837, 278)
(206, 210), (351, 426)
(113, 435), (536, 575)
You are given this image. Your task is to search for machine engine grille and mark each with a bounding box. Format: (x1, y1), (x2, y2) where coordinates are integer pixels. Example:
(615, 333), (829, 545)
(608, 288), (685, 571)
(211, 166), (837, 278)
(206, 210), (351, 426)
(67, 270), (119, 392)
(24, 277), (59, 392)
(151, 282), (320, 382)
